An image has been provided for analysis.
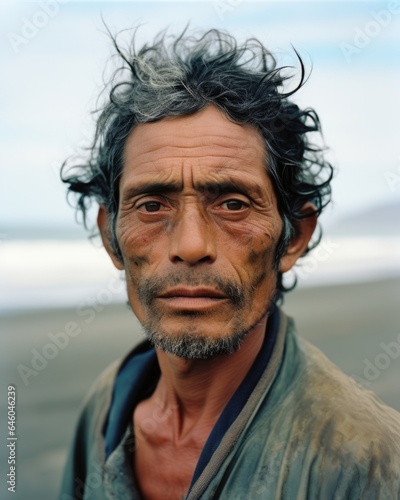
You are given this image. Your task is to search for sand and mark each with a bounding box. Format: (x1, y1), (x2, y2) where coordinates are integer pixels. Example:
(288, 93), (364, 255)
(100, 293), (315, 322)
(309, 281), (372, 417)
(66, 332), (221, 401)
(1, 277), (399, 499)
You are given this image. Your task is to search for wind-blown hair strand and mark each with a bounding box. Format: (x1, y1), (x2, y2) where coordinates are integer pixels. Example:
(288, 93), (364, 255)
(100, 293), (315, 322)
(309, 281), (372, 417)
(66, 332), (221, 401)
(61, 27), (334, 300)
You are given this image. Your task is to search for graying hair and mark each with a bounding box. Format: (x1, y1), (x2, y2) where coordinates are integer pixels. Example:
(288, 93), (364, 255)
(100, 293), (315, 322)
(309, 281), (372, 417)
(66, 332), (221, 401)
(61, 27), (333, 299)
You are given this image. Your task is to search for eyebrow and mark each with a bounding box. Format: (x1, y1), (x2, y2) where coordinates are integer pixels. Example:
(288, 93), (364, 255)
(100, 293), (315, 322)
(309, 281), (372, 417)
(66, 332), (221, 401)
(123, 178), (264, 200)
(198, 180), (264, 198)
(123, 182), (182, 200)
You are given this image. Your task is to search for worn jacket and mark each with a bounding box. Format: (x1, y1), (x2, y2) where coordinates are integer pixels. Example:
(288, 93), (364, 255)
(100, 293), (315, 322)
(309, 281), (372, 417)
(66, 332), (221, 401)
(60, 310), (400, 499)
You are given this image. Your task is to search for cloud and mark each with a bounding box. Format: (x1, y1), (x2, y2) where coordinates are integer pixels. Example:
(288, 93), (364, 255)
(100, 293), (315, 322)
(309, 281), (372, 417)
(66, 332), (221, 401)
(2, 1), (399, 228)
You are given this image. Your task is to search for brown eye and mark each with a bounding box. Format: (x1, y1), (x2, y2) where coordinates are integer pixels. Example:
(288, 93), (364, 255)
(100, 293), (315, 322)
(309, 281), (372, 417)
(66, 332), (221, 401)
(141, 201), (162, 212)
(222, 199), (247, 211)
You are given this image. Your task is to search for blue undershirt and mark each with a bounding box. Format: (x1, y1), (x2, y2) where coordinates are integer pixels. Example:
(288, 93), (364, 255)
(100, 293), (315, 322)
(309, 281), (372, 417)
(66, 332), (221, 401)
(103, 306), (279, 487)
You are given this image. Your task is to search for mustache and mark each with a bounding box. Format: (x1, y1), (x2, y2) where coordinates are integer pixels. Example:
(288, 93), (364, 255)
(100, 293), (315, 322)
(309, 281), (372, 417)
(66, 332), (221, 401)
(137, 272), (246, 308)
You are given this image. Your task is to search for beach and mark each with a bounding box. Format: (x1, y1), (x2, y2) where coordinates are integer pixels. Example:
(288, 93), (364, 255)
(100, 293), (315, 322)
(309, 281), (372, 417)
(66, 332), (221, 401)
(1, 277), (400, 499)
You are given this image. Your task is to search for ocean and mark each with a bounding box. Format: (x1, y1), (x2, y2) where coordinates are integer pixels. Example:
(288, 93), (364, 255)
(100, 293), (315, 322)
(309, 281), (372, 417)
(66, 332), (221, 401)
(2, 236), (400, 314)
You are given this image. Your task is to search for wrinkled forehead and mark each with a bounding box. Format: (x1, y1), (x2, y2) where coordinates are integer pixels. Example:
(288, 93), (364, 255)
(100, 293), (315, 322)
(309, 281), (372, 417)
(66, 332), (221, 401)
(120, 105), (268, 188)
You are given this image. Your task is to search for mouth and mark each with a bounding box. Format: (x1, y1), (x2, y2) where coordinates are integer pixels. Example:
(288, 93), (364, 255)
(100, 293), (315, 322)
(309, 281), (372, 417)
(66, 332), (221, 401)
(156, 287), (228, 311)
(158, 287), (227, 299)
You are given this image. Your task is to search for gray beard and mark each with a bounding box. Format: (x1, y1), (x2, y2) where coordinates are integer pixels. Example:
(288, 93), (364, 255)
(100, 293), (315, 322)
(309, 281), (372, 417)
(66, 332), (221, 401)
(141, 306), (271, 359)
(143, 326), (248, 359)
(136, 270), (276, 359)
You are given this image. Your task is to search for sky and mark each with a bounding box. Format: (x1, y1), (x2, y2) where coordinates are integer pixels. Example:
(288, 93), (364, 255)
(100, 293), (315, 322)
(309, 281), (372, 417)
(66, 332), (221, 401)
(1, 0), (400, 237)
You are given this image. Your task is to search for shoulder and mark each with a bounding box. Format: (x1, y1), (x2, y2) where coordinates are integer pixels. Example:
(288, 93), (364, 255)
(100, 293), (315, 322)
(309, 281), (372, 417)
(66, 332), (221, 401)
(60, 358), (122, 498)
(280, 321), (400, 487)
(65, 357), (124, 465)
(235, 316), (400, 497)
(60, 342), (150, 498)
(294, 332), (400, 443)
(264, 313), (400, 440)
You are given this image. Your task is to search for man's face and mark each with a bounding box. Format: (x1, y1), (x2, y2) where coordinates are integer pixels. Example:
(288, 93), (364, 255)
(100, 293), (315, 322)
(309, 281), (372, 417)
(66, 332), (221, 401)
(112, 105), (284, 358)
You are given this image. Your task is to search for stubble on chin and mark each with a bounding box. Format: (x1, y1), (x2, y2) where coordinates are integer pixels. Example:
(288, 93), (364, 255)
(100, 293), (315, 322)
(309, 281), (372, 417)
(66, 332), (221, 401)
(140, 298), (274, 360)
(133, 266), (277, 359)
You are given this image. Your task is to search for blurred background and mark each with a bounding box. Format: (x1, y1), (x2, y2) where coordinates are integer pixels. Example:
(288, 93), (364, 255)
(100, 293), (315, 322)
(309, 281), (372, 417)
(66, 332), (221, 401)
(1, 1), (400, 498)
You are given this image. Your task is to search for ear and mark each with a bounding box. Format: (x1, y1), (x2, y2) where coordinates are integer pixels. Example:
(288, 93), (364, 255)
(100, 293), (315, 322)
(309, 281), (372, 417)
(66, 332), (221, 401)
(97, 205), (125, 271)
(279, 203), (318, 273)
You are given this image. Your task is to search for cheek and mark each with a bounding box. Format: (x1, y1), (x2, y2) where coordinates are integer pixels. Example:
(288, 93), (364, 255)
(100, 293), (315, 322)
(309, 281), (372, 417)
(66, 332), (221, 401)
(247, 237), (276, 278)
(217, 218), (280, 283)
(243, 241), (279, 316)
(232, 232), (277, 296)
(217, 212), (281, 244)
(224, 218), (278, 264)
(219, 228), (274, 286)
(117, 217), (168, 263)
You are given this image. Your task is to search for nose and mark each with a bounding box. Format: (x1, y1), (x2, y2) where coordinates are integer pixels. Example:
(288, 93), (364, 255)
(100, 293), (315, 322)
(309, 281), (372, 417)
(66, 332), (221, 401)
(168, 206), (217, 265)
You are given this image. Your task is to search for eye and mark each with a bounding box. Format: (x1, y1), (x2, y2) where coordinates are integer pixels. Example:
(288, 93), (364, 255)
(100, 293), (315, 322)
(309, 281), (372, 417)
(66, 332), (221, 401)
(221, 199), (249, 211)
(138, 201), (162, 212)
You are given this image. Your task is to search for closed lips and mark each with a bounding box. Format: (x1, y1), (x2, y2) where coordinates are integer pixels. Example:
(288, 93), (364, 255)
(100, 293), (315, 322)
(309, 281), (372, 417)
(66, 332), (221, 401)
(158, 288), (227, 298)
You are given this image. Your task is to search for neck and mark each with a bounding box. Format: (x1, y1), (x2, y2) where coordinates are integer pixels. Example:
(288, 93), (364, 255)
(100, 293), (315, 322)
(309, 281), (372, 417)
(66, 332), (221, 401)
(152, 316), (268, 440)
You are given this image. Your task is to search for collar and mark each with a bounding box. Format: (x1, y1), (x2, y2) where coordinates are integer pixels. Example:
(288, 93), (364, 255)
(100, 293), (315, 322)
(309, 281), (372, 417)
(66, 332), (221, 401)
(103, 306), (281, 482)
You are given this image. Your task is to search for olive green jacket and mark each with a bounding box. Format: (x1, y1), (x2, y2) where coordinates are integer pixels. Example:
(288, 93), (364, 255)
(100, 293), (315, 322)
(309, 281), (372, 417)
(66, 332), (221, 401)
(60, 310), (400, 499)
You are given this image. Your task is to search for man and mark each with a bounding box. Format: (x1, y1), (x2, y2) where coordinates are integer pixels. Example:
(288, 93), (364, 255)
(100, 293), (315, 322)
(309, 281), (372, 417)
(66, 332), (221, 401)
(60, 29), (400, 499)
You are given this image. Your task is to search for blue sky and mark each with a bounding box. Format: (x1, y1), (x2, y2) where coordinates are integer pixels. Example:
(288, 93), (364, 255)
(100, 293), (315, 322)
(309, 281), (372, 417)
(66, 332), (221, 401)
(1, 1), (400, 234)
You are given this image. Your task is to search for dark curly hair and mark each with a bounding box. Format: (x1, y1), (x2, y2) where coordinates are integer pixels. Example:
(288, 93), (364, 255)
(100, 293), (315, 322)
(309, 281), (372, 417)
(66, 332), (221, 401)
(61, 27), (334, 299)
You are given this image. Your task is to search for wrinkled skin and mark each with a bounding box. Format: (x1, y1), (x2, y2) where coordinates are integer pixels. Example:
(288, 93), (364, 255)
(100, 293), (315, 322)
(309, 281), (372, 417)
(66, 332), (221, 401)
(99, 105), (311, 351)
(98, 105), (316, 499)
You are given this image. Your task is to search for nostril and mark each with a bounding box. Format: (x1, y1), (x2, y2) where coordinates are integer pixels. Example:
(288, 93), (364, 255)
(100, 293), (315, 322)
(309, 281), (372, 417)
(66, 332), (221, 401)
(170, 252), (214, 265)
(169, 237), (216, 265)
